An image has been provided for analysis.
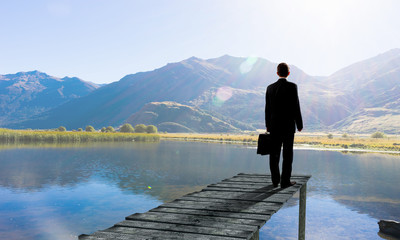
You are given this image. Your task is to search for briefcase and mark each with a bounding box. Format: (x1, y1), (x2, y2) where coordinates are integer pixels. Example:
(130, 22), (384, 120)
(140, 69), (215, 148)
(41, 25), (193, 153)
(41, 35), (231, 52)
(257, 133), (271, 155)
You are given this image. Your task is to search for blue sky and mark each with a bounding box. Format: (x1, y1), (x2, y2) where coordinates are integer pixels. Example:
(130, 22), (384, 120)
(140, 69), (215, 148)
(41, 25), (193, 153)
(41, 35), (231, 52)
(1, 0), (399, 84)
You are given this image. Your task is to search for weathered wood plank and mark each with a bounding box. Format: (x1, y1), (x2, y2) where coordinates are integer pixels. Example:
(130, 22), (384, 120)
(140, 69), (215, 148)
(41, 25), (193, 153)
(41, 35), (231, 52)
(206, 183), (300, 194)
(159, 200), (280, 215)
(150, 207), (270, 222)
(114, 219), (254, 238)
(86, 228), (245, 240)
(204, 185), (301, 193)
(126, 212), (263, 229)
(179, 195), (284, 205)
(103, 226), (248, 239)
(185, 190), (294, 203)
(230, 175), (310, 179)
(237, 173), (311, 178)
(222, 177), (309, 184)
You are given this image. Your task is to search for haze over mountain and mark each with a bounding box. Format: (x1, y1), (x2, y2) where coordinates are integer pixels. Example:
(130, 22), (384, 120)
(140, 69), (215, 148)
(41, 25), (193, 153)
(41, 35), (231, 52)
(327, 48), (400, 133)
(3, 49), (400, 134)
(0, 71), (99, 126)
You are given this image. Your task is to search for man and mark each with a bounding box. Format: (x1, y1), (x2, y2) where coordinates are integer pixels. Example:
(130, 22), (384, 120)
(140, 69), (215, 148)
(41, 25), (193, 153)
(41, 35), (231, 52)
(265, 62), (303, 188)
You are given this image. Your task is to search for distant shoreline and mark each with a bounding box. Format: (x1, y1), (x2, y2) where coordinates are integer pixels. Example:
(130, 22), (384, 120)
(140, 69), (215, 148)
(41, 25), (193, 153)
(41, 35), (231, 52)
(160, 133), (400, 155)
(0, 128), (160, 144)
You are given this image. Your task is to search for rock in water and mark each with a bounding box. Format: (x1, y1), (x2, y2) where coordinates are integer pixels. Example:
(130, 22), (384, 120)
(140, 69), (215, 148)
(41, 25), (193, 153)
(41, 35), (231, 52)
(378, 220), (400, 238)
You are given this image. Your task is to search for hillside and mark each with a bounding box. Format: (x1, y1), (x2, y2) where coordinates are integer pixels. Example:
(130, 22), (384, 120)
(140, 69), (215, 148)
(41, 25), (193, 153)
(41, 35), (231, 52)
(324, 48), (400, 133)
(126, 101), (238, 133)
(0, 71), (99, 126)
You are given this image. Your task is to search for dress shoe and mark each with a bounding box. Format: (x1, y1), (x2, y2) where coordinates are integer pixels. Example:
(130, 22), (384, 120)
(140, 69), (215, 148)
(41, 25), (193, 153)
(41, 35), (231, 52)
(273, 183), (279, 188)
(281, 181), (296, 188)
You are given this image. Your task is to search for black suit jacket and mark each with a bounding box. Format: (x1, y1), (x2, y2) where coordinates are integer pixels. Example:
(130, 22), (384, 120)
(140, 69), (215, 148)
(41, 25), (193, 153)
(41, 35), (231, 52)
(265, 78), (303, 134)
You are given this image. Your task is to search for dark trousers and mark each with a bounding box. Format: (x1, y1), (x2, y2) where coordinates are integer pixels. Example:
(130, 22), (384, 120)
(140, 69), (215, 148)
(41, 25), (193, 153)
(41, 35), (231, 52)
(269, 132), (295, 185)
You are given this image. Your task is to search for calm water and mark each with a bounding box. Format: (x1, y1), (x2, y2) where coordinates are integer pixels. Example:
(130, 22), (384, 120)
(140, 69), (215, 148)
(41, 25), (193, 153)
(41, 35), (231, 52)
(0, 141), (399, 240)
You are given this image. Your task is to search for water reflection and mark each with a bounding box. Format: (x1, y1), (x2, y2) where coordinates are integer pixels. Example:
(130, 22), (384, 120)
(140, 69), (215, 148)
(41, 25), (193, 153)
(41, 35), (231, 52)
(292, 150), (400, 220)
(0, 141), (399, 239)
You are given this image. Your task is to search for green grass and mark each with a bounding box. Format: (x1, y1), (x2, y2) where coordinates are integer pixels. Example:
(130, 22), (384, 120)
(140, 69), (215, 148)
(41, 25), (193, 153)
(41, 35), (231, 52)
(0, 128), (160, 144)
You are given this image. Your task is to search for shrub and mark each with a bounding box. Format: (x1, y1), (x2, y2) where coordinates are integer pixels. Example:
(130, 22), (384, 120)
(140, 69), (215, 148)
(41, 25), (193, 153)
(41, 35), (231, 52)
(146, 125), (158, 133)
(100, 127), (106, 133)
(77, 128), (83, 132)
(120, 123), (134, 133)
(85, 125), (95, 132)
(371, 132), (385, 138)
(342, 133), (348, 138)
(327, 134), (333, 139)
(134, 124), (147, 133)
(106, 126), (115, 133)
(57, 126), (66, 132)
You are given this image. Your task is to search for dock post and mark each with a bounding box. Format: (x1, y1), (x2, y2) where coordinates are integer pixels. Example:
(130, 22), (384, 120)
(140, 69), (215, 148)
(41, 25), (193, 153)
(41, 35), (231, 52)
(298, 183), (307, 240)
(249, 229), (259, 240)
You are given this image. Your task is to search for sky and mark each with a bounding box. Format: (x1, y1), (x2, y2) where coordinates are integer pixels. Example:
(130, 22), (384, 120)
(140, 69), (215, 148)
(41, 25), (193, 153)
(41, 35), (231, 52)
(1, 0), (399, 84)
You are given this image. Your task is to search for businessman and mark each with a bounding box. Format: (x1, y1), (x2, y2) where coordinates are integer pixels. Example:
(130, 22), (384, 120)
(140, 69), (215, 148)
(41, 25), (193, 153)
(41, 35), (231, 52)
(265, 63), (303, 188)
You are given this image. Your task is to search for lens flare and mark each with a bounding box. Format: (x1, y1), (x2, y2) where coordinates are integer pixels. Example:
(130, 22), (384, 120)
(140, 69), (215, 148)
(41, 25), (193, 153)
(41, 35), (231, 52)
(240, 56), (258, 74)
(216, 86), (233, 101)
(213, 86), (233, 107)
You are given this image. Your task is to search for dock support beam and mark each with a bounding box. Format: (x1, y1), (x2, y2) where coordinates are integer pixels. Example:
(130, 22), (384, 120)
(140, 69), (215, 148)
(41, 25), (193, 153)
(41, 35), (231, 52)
(298, 183), (307, 240)
(249, 229), (259, 240)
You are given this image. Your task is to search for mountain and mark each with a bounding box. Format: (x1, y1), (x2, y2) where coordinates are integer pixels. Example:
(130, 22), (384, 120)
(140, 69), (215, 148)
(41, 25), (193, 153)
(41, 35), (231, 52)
(332, 108), (400, 134)
(4, 49), (400, 133)
(0, 71), (99, 126)
(324, 48), (400, 133)
(126, 101), (238, 133)
(325, 48), (400, 110)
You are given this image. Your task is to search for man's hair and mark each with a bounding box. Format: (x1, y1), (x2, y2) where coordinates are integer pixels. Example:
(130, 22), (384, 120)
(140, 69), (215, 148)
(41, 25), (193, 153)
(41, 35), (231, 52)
(277, 63), (290, 77)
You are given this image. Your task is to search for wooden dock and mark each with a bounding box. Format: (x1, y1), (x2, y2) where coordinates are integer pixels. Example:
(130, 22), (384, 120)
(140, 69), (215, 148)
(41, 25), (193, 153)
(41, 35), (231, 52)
(79, 173), (311, 240)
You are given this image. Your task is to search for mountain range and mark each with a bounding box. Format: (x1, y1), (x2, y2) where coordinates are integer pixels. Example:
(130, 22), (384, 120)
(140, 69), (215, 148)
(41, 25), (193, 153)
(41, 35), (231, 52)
(0, 71), (98, 126)
(2, 48), (400, 134)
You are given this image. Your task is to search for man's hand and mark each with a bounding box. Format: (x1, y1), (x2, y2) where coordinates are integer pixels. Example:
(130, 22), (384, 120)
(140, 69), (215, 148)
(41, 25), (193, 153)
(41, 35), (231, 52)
(298, 128), (302, 132)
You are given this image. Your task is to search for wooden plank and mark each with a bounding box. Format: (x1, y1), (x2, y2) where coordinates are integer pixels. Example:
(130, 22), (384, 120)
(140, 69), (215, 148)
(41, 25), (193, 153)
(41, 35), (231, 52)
(221, 178), (309, 185)
(175, 195), (282, 205)
(237, 173), (311, 178)
(150, 207), (270, 222)
(208, 182), (273, 188)
(160, 199), (280, 215)
(222, 176), (308, 183)
(114, 219), (254, 238)
(204, 185), (301, 193)
(206, 183), (300, 194)
(212, 178), (272, 186)
(85, 228), (245, 240)
(126, 212), (263, 229)
(103, 226), (248, 239)
(218, 177), (309, 184)
(185, 190), (294, 203)
(179, 195), (285, 205)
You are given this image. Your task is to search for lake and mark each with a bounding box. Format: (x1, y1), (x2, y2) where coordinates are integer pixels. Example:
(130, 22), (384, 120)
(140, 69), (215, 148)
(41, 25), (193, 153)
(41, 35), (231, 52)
(0, 141), (399, 240)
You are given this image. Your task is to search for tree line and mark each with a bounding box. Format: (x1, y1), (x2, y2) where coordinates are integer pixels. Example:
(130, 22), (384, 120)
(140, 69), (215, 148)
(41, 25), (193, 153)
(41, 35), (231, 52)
(56, 124), (157, 134)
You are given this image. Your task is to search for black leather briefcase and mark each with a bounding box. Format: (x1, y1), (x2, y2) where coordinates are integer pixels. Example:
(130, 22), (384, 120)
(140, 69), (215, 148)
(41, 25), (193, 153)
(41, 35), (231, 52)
(257, 133), (271, 155)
